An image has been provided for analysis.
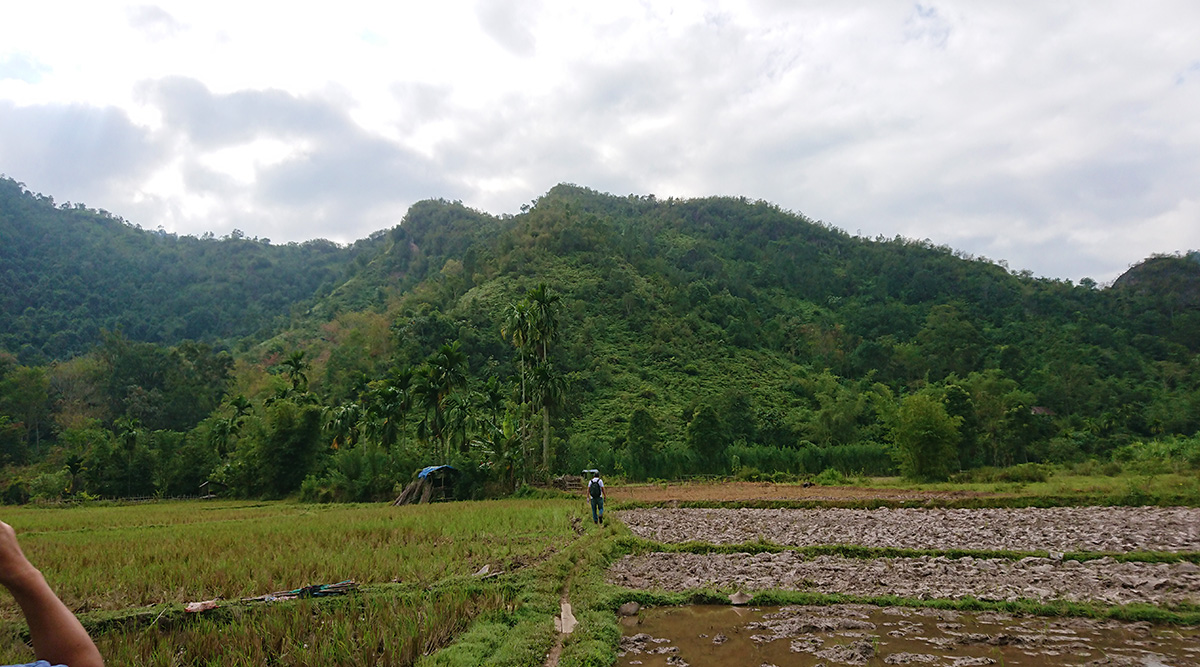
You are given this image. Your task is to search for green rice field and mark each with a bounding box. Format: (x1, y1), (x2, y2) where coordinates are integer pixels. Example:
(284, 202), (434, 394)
(0, 498), (594, 666)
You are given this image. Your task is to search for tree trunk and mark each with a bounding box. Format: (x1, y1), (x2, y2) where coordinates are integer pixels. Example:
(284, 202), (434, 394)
(542, 404), (551, 471)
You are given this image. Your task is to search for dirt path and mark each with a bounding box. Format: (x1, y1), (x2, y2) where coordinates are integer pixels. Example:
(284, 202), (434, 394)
(610, 481), (988, 503)
(543, 594), (572, 667)
(619, 506), (1200, 552)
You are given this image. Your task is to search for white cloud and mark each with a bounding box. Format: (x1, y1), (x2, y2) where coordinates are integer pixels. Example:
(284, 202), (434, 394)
(0, 2), (1198, 282)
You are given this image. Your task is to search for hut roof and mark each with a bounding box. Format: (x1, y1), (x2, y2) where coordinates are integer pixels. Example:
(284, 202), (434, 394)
(417, 465), (457, 479)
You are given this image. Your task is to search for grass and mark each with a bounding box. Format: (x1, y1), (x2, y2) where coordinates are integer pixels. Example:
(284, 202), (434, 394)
(2, 499), (577, 620)
(870, 470), (1200, 507)
(0, 498), (592, 666)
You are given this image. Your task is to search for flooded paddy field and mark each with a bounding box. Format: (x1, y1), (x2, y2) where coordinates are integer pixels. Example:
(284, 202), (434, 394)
(609, 506), (1200, 665)
(617, 604), (1200, 667)
(618, 507), (1200, 553)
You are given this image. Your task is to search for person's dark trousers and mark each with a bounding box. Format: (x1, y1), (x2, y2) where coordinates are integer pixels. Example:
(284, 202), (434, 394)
(590, 496), (604, 524)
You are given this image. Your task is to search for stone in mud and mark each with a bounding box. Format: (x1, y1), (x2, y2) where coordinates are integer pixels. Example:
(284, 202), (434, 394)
(949, 658), (996, 666)
(711, 633), (728, 644)
(1083, 655), (1166, 666)
(790, 636), (824, 653)
(618, 601), (641, 616)
(884, 653), (939, 664)
(619, 633), (676, 655)
(814, 639), (876, 665)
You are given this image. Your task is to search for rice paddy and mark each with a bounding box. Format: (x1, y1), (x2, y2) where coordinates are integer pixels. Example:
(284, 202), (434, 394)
(0, 498), (589, 666)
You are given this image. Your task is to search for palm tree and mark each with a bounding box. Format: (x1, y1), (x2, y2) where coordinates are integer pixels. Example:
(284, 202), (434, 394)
(228, 395), (252, 427)
(281, 351), (309, 392)
(114, 417), (141, 497)
(443, 389), (477, 454)
(530, 362), (565, 470)
(526, 283), (560, 368)
(324, 403), (363, 450)
(501, 300), (533, 413)
(526, 283), (561, 472)
(416, 343), (468, 458)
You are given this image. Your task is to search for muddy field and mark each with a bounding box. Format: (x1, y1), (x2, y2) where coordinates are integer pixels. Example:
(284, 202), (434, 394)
(609, 506), (1200, 664)
(608, 551), (1200, 606)
(619, 506), (1200, 552)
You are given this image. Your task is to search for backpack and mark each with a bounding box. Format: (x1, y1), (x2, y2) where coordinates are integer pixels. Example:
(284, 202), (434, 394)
(588, 478), (602, 499)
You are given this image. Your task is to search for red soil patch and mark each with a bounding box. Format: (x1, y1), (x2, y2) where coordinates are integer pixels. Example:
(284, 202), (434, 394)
(606, 481), (987, 503)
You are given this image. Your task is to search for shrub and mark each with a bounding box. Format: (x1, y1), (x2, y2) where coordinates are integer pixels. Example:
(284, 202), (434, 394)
(29, 468), (72, 500)
(813, 467), (847, 486)
(891, 393), (961, 482)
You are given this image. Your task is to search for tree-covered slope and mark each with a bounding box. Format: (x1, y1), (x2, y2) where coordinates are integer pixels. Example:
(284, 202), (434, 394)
(1, 181), (1197, 500)
(0, 177), (361, 361)
(292, 183), (1199, 472)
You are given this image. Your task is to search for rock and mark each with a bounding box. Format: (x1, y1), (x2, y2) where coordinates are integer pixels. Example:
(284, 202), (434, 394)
(618, 601), (641, 616)
(730, 591), (753, 605)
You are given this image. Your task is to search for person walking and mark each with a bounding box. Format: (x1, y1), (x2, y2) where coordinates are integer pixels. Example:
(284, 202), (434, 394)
(587, 471), (606, 524)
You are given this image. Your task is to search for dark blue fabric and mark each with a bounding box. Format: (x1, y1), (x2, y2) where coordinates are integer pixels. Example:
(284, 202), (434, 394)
(590, 496), (604, 523)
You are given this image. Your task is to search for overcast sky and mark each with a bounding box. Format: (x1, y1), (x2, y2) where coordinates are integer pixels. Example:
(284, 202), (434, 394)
(2, 2), (1198, 283)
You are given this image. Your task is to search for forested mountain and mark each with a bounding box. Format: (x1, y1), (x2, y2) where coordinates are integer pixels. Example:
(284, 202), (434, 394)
(1, 181), (1197, 502)
(0, 177), (371, 362)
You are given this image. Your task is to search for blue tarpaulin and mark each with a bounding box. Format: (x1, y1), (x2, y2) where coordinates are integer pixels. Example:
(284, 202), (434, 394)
(417, 465), (455, 479)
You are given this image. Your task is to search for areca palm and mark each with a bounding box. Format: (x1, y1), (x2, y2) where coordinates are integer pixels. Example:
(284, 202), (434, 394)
(530, 362), (565, 470)
(526, 283), (560, 367)
(281, 351), (309, 392)
(364, 368), (412, 449)
(324, 403), (363, 450)
(416, 342), (467, 458)
(526, 284), (561, 471)
(501, 301), (533, 412)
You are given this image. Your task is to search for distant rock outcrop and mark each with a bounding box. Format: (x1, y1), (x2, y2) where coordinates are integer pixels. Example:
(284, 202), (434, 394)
(1112, 253), (1200, 309)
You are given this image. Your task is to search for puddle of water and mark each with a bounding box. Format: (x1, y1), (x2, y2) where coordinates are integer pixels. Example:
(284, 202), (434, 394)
(617, 604), (1200, 666)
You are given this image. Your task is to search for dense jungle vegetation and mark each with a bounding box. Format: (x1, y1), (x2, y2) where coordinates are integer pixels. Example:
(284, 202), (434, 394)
(1, 177), (1198, 502)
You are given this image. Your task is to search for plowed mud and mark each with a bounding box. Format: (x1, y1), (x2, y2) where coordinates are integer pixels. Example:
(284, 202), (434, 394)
(619, 506), (1200, 552)
(608, 551), (1200, 606)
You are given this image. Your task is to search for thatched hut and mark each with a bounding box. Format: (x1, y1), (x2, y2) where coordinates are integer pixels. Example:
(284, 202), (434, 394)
(391, 465), (459, 505)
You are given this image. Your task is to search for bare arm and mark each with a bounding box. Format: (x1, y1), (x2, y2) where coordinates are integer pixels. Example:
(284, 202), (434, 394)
(0, 521), (103, 667)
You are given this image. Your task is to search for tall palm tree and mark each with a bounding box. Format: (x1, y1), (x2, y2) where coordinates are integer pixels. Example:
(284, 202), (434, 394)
(364, 368), (412, 449)
(526, 283), (560, 368)
(416, 342), (467, 458)
(526, 283), (561, 471)
(529, 362), (565, 470)
(501, 300), (533, 412)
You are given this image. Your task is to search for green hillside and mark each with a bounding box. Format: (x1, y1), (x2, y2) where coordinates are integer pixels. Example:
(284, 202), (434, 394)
(1, 181), (1197, 501)
(0, 177), (367, 362)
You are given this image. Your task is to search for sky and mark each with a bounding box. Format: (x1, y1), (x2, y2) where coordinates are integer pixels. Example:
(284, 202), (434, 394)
(2, 2), (1198, 284)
